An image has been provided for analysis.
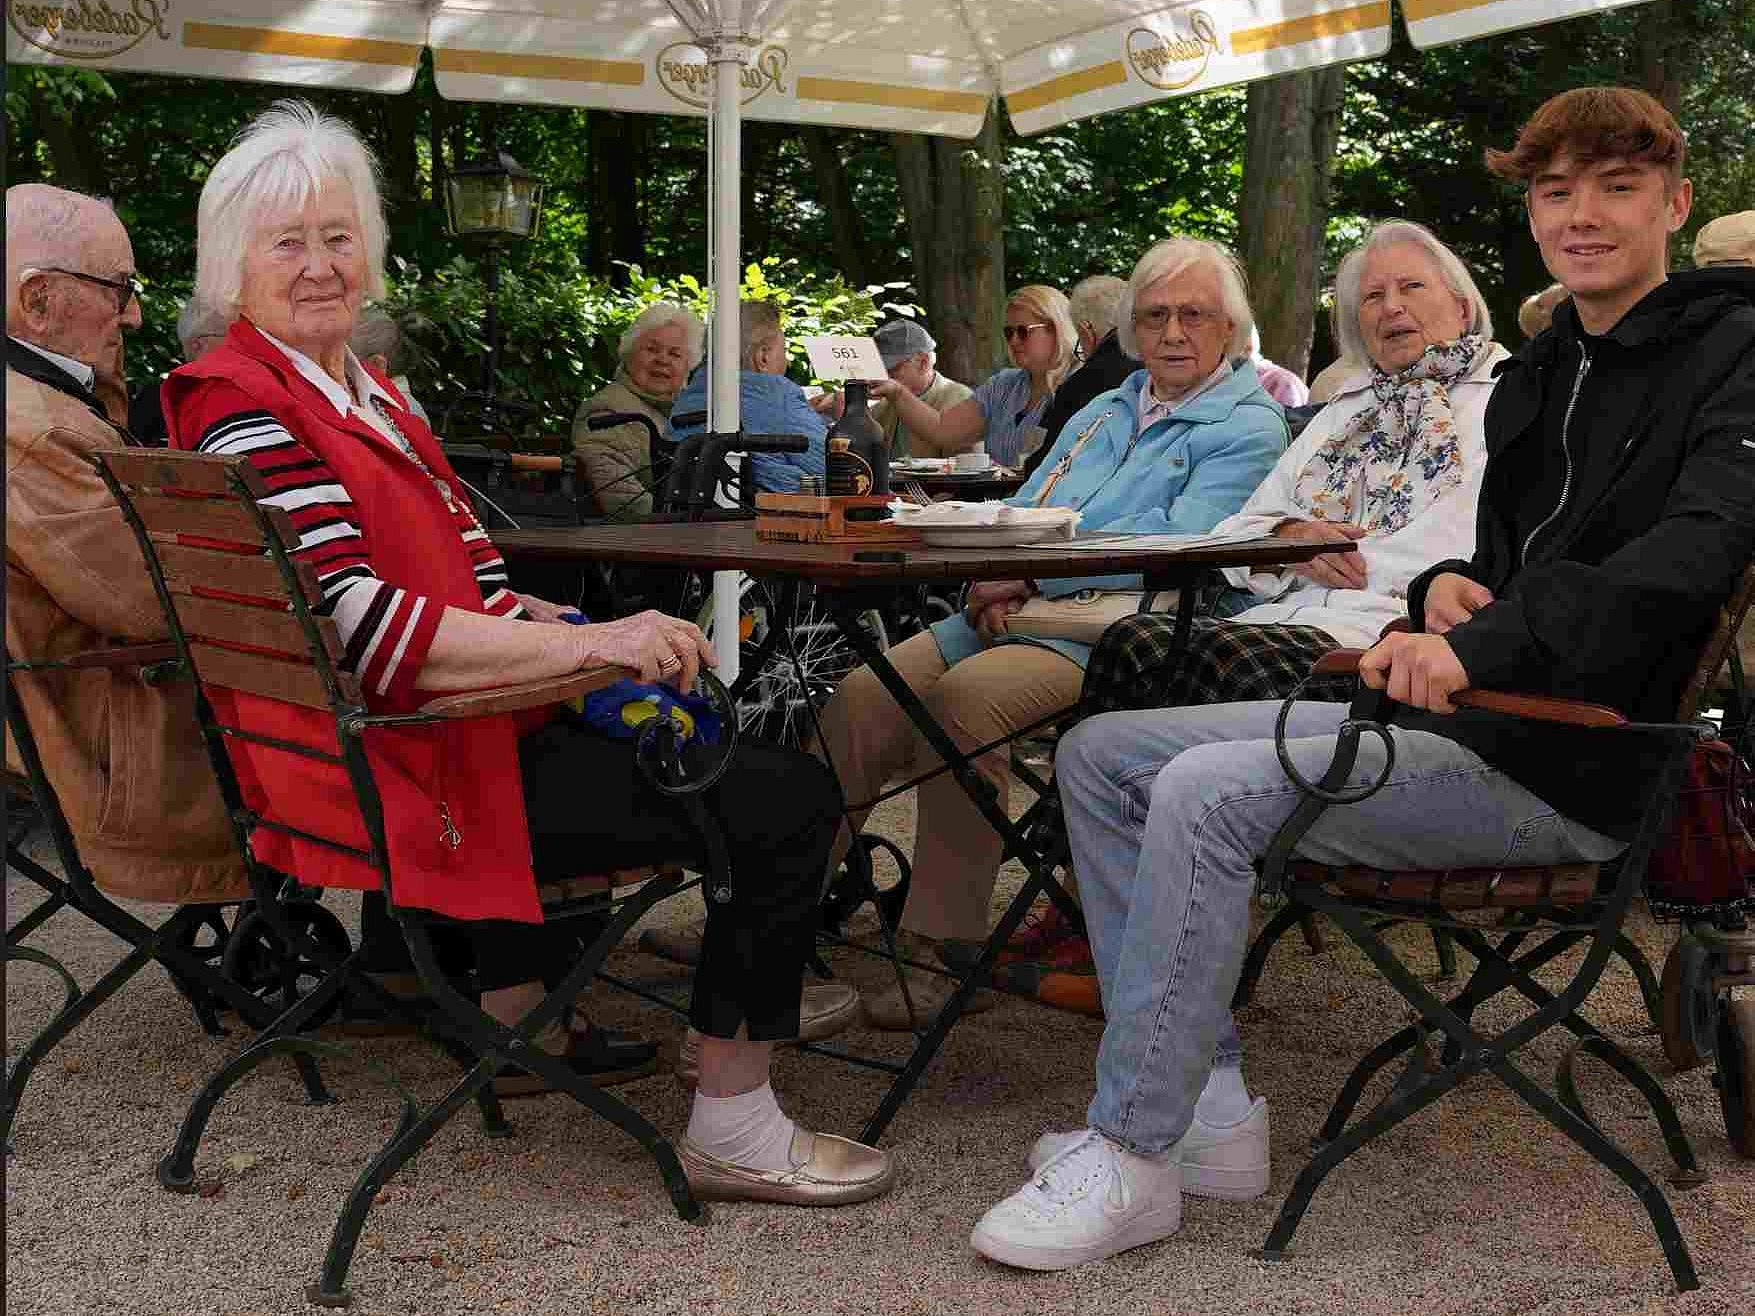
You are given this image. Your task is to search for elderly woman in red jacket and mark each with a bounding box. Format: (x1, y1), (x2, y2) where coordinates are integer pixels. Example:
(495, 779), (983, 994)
(164, 100), (892, 1207)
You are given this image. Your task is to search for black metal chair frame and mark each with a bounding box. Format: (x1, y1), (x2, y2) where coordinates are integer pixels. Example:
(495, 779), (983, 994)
(1249, 673), (1712, 1291)
(90, 447), (706, 1308)
(2, 649), (328, 1147)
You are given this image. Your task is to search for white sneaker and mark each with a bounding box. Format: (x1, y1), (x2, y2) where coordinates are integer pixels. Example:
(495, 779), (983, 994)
(1027, 1098), (1269, 1201)
(970, 1130), (1181, 1271)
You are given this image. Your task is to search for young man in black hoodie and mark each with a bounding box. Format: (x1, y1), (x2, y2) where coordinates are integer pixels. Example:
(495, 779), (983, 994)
(970, 86), (1755, 1272)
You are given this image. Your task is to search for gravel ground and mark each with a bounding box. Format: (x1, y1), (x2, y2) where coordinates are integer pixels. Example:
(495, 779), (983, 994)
(7, 794), (1754, 1316)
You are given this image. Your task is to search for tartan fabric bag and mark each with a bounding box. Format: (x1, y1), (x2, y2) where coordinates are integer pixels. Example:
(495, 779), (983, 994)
(1647, 737), (1755, 916)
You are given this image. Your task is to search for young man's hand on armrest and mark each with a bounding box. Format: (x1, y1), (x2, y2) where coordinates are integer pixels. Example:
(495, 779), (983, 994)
(1359, 631), (1470, 714)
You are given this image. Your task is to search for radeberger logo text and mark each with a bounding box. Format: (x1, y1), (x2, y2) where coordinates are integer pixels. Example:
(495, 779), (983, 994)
(656, 42), (788, 109)
(1125, 13), (1220, 91)
(10, 0), (170, 60)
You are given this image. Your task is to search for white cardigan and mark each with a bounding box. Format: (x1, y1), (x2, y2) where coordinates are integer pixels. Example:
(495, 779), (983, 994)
(1213, 344), (1509, 648)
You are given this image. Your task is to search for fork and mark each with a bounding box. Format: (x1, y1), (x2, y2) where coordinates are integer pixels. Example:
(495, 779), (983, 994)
(894, 476), (934, 506)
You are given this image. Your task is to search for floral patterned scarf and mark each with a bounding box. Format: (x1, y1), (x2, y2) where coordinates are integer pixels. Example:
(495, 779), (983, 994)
(1291, 335), (1490, 533)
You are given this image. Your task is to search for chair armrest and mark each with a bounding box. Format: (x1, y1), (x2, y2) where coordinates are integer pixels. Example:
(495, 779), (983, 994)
(1307, 649), (1629, 726)
(1379, 618), (1412, 638)
(1449, 690), (1629, 727)
(416, 665), (635, 719)
(1311, 648), (1366, 676)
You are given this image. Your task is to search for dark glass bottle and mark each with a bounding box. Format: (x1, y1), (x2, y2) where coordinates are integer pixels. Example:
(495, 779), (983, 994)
(825, 379), (889, 497)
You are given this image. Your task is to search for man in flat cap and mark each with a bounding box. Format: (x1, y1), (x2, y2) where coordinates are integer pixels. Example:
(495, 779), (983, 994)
(868, 319), (973, 459)
(1694, 210), (1755, 268)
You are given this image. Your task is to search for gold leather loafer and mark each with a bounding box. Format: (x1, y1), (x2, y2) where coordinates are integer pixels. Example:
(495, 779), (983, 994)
(674, 983), (861, 1088)
(677, 1128), (896, 1206)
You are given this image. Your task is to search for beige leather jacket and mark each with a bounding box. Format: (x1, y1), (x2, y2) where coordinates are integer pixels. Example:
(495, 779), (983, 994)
(5, 366), (248, 903)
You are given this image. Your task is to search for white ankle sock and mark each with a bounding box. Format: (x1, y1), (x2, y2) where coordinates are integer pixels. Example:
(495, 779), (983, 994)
(685, 1082), (798, 1172)
(1194, 1065), (1254, 1126)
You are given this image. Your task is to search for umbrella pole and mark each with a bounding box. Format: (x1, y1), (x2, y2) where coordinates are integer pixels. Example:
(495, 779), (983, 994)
(707, 33), (747, 683)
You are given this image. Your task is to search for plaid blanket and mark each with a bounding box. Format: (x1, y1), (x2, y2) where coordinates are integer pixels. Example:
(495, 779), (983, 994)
(1080, 615), (1354, 716)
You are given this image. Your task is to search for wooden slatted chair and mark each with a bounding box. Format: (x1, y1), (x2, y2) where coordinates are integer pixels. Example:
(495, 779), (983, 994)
(3, 644), (332, 1145)
(1246, 567), (1755, 1293)
(88, 447), (701, 1308)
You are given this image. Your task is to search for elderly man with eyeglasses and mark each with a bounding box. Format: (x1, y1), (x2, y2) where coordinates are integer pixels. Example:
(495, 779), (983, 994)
(5, 182), (249, 908)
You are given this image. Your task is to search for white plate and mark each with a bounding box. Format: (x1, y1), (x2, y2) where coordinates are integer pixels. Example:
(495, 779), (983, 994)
(918, 523), (1069, 548)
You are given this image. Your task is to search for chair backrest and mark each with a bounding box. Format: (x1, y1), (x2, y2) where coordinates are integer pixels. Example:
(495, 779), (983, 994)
(90, 448), (359, 714)
(1676, 564), (1755, 723)
(89, 446), (395, 897)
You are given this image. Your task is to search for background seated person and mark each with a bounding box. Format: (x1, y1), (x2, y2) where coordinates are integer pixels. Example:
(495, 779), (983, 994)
(1517, 281), (1569, 341)
(350, 306), (429, 425)
(812, 318), (974, 459)
(127, 297), (230, 446)
(670, 300), (826, 494)
(572, 301), (703, 519)
(815, 237), (1286, 1030)
(1693, 208), (1754, 268)
(167, 101), (893, 1204)
(1025, 274), (1140, 478)
(871, 284), (1076, 470)
(7, 182), (247, 908)
(1244, 327), (1310, 407)
(1009, 221), (1506, 975)
(970, 83), (1755, 1274)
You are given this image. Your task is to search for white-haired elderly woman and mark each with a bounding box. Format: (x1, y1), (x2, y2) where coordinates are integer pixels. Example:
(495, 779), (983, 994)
(870, 283), (1079, 467)
(162, 100), (893, 1207)
(572, 301), (705, 518)
(814, 237), (1285, 1028)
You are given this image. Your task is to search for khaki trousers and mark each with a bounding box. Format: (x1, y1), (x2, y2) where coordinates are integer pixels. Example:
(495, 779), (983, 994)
(814, 630), (1083, 942)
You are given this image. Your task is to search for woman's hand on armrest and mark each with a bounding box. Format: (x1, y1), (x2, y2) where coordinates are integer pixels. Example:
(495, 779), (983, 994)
(413, 608), (713, 693)
(573, 610), (715, 689)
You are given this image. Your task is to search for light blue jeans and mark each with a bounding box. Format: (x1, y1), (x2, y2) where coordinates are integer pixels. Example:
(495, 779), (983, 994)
(1056, 700), (1626, 1155)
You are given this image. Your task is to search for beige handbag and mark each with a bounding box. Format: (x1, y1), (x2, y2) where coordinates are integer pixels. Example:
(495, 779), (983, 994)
(1007, 589), (1180, 643)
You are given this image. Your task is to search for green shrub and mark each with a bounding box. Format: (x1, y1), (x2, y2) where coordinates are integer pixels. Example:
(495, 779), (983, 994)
(127, 255), (914, 452)
(381, 253), (915, 448)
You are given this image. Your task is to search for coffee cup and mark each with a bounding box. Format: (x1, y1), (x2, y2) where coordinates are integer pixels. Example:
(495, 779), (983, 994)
(954, 448), (993, 472)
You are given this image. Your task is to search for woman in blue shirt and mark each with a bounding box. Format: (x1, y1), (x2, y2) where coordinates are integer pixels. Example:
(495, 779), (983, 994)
(872, 285), (1077, 469)
(818, 239), (1286, 1030)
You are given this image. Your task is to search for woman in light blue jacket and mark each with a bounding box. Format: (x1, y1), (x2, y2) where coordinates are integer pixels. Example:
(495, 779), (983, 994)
(816, 238), (1286, 1029)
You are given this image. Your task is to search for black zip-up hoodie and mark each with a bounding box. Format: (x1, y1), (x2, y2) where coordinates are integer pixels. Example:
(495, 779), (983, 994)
(1401, 266), (1755, 839)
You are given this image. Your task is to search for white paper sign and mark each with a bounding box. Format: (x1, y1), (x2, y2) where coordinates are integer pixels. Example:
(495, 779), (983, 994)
(802, 335), (887, 381)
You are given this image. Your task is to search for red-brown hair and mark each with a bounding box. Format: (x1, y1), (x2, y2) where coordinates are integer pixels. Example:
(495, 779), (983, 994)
(1485, 87), (1686, 190)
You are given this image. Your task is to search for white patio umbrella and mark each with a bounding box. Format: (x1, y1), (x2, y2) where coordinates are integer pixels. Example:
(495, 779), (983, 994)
(9, 0), (1656, 671)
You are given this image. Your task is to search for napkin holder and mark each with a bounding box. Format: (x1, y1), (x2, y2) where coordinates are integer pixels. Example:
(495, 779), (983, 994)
(755, 493), (922, 545)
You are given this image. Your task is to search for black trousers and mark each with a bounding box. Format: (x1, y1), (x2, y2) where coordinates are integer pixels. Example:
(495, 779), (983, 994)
(367, 718), (837, 1042)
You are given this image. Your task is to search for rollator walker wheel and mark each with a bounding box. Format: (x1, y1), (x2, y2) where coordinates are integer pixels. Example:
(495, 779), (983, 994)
(220, 903), (352, 1030)
(1716, 997), (1755, 1157)
(1660, 933), (1718, 1072)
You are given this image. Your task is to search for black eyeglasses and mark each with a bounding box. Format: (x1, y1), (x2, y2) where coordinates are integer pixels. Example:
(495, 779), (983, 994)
(23, 266), (144, 313)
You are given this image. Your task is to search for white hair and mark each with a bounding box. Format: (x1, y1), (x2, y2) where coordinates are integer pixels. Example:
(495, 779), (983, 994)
(619, 301), (706, 370)
(195, 100), (387, 321)
(1068, 274), (1128, 337)
(1333, 220), (1493, 367)
(1117, 238), (1254, 360)
(739, 300), (784, 370)
(176, 298), (230, 353)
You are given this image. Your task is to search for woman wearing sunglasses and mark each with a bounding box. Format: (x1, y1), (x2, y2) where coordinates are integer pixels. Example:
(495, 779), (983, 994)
(870, 284), (1076, 469)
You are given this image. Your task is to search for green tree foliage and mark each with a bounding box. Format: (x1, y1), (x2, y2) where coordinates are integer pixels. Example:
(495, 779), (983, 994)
(6, 0), (1751, 415)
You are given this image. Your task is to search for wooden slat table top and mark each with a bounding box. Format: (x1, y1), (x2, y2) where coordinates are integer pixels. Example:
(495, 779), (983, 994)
(494, 519), (1344, 585)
